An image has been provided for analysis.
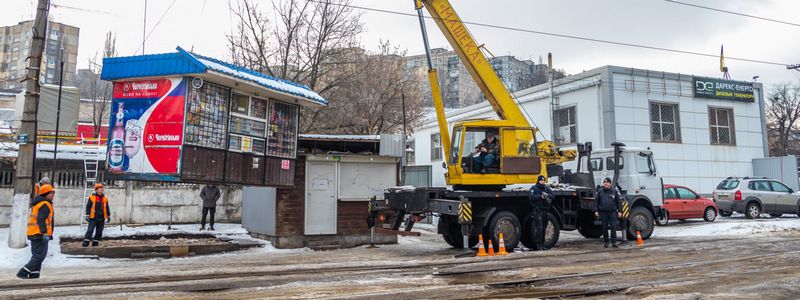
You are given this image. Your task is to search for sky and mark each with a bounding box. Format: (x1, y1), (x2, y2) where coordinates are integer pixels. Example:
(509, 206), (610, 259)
(3, 0), (799, 89)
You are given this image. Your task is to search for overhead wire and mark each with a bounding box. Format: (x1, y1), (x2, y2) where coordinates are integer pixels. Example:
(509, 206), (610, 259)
(307, 0), (791, 67)
(132, 0), (178, 55)
(663, 0), (800, 28)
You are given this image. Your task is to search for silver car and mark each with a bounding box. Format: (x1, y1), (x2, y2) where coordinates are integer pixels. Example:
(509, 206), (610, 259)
(713, 177), (800, 219)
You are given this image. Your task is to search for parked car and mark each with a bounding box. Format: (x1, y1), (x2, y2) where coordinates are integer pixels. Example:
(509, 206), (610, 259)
(712, 177), (800, 219)
(656, 184), (718, 226)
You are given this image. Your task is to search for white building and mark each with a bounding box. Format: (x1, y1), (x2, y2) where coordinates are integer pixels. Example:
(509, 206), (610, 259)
(410, 66), (767, 194)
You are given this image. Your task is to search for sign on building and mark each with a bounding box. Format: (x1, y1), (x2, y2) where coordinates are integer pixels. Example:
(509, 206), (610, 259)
(693, 77), (755, 102)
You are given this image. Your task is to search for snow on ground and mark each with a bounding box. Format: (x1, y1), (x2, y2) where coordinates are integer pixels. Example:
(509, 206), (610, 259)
(652, 214), (800, 237)
(0, 223), (303, 271)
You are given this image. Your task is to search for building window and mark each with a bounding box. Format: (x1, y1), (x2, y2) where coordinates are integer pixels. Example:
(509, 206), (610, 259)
(650, 102), (681, 142)
(709, 107), (736, 145)
(430, 133), (442, 161)
(554, 106), (576, 145)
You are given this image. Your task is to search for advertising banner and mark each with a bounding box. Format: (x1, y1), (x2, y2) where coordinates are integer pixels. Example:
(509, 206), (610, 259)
(693, 77), (755, 102)
(108, 77), (186, 176)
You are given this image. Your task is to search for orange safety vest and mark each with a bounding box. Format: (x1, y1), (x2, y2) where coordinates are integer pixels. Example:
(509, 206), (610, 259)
(27, 201), (54, 237)
(89, 194), (109, 219)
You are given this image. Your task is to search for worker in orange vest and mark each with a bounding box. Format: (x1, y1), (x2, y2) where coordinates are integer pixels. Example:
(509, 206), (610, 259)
(82, 183), (111, 247)
(17, 184), (55, 279)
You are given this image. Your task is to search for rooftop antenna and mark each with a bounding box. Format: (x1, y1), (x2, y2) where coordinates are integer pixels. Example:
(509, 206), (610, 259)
(720, 44), (731, 80)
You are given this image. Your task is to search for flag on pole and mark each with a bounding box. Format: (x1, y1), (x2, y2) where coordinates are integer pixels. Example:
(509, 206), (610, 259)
(719, 44), (725, 72)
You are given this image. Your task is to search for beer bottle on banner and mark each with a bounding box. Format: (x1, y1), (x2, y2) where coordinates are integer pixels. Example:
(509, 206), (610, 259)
(109, 103), (126, 172)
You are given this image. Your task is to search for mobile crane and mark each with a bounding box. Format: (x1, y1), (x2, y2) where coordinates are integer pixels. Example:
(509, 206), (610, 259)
(368, 0), (661, 251)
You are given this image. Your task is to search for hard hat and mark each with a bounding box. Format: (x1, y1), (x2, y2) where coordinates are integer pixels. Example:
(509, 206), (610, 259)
(94, 183), (104, 190)
(38, 184), (54, 195)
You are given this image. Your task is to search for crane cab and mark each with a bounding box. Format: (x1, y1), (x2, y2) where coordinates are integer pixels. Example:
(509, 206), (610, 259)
(445, 120), (545, 189)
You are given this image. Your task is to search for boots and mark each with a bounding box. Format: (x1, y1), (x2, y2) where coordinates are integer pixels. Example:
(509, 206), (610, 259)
(612, 241), (619, 248)
(209, 226), (215, 231)
(16, 267), (37, 279)
(199, 226), (205, 231)
(82, 240), (90, 247)
(91, 240), (99, 247)
(604, 241), (609, 248)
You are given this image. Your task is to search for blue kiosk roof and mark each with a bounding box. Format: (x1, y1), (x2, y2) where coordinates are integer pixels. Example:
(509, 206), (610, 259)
(101, 46), (327, 106)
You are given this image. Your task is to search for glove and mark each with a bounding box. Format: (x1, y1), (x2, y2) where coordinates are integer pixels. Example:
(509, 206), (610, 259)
(106, 218), (111, 223)
(84, 216), (90, 222)
(41, 235), (50, 241)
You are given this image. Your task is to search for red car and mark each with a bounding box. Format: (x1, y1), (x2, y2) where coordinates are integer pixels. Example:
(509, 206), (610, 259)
(656, 184), (718, 226)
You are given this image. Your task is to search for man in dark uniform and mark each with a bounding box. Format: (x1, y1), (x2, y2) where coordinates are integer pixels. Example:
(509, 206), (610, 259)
(17, 184), (55, 279)
(595, 177), (622, 248)
(472, 133), (499, 173)
(529, 175), (553, 250)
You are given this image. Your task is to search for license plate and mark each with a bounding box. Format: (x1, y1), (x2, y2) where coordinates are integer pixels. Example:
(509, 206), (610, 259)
(718, 195), (728, 200)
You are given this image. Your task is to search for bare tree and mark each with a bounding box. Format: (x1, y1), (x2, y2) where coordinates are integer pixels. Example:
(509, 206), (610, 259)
(766, 83), (800, 156)
(317, 41), (424, 134)
(227, 0), (364, 132)
(85, 31), (117, 137)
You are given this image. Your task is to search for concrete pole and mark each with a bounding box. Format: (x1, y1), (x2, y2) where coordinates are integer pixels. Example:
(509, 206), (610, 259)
(9, 0), (49, 249)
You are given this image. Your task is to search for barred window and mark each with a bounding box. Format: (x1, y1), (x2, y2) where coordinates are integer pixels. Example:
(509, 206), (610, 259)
(430, 133), (442, 161)
(709, 107), (736, 145)
(554, 106), (576, 145)
(650, 103), (681, 142)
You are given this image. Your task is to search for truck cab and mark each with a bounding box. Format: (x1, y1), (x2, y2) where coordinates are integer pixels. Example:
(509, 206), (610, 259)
(577, 146), (663, 239)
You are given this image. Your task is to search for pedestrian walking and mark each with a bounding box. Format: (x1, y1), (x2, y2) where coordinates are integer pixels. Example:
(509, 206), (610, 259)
(529, 175), (553, 250)
(595, 178), (622, 248)
(200, 184), (221, 231)
(17, 184), (55, 279)
(82, 183), (110, 247)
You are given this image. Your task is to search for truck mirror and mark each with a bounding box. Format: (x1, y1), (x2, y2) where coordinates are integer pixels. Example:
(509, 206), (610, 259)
(442, 162), (447, 169)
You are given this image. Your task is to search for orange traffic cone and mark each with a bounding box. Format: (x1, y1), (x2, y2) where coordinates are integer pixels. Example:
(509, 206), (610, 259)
(497, 233), (508, 256)
(476, 234), (488, 257)
(636, 231), (644, 247)
(487, 240), (495, 256)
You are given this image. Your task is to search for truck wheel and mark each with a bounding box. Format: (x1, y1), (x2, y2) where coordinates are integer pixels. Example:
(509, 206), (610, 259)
(578, 224), (603, 238)
(520, 213), (535, 249)
(542, 212), (561, 249)
(626, 206), (654, 241)
(488, 211), (521, 252)
(441, 220), (477, 249)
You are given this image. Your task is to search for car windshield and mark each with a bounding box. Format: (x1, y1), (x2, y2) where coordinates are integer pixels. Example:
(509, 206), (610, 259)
(717, 179), (739, 190)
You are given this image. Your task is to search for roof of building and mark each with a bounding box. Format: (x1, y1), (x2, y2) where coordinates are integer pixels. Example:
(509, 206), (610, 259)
(299, 134), (380, 142)
(101, 47), (327, 107)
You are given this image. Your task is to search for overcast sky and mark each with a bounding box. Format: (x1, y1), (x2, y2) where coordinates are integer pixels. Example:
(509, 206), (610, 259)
(4, 0), (799, 88)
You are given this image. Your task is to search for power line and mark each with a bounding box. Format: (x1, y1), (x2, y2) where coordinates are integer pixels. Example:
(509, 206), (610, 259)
(308, 0), (791, 67)
(133, 0), (177, 55)
(663, 0), (800, 28)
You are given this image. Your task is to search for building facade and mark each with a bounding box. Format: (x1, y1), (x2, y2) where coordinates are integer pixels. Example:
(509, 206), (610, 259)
(410, 65), (767, 194)
(0, 20), (79, 91)
(405, 49), (563, 108)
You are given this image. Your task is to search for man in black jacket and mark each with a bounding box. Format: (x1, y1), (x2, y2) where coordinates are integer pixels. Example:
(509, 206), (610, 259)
(595, 178), (622, 248)
(472, 133), (499, 173)
(529, 175), (553, 250)
(200, 184), (221, 231)
(17, 184), (55, 279)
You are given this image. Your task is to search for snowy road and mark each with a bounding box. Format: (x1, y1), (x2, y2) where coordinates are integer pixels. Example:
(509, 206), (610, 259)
(1, 214), (799, 299)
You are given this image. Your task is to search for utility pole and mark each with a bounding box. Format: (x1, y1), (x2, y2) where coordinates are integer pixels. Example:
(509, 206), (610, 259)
(548, 53), (558, 143)
(142, 0), (147, 55)
(9, 0), (49, 249)
(52, 47), (65, 180)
